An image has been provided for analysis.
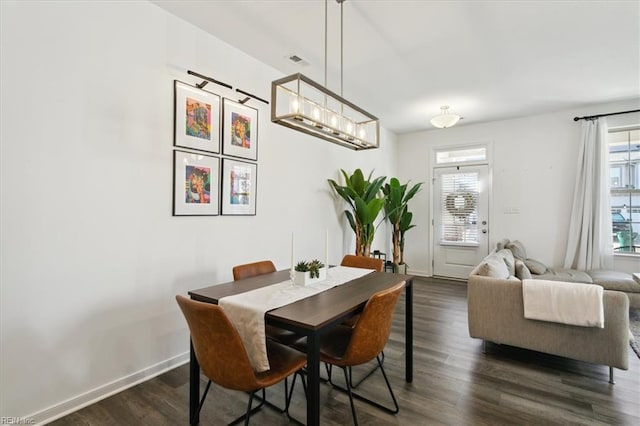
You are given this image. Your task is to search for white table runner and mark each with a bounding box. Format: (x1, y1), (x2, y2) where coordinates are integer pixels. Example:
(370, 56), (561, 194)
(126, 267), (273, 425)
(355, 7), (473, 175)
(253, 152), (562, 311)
(219, 266), (374, 372)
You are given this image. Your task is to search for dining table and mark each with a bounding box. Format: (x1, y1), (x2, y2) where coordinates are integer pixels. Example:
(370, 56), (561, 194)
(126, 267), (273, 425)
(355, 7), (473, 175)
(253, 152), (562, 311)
(188, 269), (414, 426)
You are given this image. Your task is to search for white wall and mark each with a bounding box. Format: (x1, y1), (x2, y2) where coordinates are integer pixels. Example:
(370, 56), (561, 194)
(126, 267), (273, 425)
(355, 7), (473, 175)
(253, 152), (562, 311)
(0, 1), (395, 421)
(398, 99), (640, 276)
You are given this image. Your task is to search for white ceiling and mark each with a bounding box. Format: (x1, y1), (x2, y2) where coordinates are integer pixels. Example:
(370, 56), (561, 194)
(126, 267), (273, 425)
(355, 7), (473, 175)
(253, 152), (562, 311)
(152, 0), (640, 134)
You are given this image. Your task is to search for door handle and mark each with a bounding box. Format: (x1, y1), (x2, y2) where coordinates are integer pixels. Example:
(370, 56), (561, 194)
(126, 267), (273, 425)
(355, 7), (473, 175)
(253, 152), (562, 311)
(482, 229), (487, 234)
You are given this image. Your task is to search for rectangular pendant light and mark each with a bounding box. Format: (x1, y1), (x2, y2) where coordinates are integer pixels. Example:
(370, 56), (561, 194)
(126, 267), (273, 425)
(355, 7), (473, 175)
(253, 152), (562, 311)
(271, 73), (380, 150)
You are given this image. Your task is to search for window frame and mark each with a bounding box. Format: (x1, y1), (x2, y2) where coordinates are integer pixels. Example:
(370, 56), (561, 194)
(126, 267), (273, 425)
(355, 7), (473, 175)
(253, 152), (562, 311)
(608, 126), (639, 256)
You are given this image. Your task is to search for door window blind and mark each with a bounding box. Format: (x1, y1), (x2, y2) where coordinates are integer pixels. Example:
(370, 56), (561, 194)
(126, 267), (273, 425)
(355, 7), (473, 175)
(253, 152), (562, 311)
(440, 172), (479, 244)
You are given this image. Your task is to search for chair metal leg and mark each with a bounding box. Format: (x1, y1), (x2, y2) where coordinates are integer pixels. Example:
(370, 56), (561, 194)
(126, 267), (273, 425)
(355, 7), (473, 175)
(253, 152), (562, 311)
(192, 380), (212, 424)
(375, 354), (399, 414)
(329, 354), (399, 417)
(285, 371), (307, 426)
(609, 367), (615, 384)
(244, 391), (254, 426)
(349, 351), (385, 389)
(197, 377), (303, 425)
(342, 367), (359, 426)
(228, 389), (264, 426)
(252, 378), (291, 414)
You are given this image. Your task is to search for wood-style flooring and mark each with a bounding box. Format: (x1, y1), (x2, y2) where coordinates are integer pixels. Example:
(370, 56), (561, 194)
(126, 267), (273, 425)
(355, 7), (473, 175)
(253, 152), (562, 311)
(50, 277), (640, 425)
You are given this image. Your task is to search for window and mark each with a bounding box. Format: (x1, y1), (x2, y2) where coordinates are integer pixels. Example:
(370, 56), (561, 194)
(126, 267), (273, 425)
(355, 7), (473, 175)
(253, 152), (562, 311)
(440, 171), (479, 245)
(435, 146), (487, 165)
(609, 128), (639, 254)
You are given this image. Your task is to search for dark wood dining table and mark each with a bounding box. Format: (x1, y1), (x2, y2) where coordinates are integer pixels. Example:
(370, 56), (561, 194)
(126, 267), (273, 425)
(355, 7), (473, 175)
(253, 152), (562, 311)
(188, 269), (414, 426)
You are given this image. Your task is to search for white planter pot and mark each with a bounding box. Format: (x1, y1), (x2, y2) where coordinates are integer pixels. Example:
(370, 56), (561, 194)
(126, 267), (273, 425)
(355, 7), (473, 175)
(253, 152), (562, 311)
(394, 263), (408, 274)
(293, 267), (327, 286)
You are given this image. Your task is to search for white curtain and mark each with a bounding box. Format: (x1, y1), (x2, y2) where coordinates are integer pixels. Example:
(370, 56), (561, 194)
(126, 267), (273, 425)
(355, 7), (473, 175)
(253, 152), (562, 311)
(564, 118), (613, 270)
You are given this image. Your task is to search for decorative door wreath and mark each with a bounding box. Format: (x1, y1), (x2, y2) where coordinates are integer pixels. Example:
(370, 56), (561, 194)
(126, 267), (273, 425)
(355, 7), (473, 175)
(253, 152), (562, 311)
(445, 192), (476, 217)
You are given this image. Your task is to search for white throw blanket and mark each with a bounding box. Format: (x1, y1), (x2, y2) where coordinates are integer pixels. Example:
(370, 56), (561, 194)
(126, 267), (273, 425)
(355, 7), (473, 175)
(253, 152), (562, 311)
(522, 279), (604, 328)
(219, 266), (374, 372)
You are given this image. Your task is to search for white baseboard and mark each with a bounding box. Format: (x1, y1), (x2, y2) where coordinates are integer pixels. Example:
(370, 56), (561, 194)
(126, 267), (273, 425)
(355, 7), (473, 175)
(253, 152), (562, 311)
(32, 352), (190, 425)
(406, 268), (430, 277)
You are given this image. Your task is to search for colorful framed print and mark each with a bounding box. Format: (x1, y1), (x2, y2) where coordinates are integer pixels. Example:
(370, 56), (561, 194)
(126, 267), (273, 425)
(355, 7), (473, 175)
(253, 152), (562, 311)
(221, 158), (257, 215)
(173, 150), (220, 216)
(174, 80), (220, 153)
(222, 98), (258, 160)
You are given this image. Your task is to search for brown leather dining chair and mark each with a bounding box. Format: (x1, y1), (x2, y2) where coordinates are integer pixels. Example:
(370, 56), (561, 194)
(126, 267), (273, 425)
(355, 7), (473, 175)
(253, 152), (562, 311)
(339, 255), (383, 328)
(295, 281), (405, 425)
(232, 260), (301, 346)
(340, 254), (384, 272)
(176, 295), (306, 425)
(232, 260), (278, 280)
(339, 255), (386, 387)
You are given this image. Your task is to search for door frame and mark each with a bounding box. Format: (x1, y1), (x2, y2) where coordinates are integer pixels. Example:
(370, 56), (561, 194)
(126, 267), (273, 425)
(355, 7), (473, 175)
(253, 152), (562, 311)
(429, 142), (493, 278)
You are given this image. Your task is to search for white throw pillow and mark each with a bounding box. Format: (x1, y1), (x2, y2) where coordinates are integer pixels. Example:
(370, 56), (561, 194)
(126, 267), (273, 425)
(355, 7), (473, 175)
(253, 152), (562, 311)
(477, 255), (510, 279)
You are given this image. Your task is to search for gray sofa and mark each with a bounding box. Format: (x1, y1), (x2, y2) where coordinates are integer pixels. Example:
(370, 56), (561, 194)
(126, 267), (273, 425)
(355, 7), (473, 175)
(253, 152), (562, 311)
(467, 240), (631, 381)
(495, 239), (640, 308)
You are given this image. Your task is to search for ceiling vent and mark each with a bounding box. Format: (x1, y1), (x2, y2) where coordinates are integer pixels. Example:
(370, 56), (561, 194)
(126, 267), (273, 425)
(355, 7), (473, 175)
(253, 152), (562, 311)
(287, 54), (309, 66)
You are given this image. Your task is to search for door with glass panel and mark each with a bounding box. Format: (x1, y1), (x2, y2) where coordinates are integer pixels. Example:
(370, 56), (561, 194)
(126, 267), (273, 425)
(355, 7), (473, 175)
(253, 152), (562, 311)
(433, 165), (490, 278)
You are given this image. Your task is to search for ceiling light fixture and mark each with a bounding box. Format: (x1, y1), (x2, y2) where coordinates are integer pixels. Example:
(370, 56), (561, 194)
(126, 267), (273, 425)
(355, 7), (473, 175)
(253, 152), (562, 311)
(430, 106), (461, 129)
(271, 0), (379, 150)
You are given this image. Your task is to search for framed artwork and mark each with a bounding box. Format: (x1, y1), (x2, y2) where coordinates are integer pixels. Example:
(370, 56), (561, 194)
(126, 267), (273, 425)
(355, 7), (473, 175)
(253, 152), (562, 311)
(174, 80), (220, 153)
(222, 98), (258, 160)
(221, 158), (257, 215)
(173, 150), (220, 216)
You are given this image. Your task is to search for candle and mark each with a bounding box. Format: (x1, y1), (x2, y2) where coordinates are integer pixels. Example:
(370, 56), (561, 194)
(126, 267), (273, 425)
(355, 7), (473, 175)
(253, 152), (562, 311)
(291, 232), (295, 273)
(325, 228), (329, 268)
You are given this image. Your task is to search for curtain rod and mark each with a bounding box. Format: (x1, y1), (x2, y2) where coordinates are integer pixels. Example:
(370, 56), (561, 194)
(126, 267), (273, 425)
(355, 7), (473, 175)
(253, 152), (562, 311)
(573, 109), (640, 121)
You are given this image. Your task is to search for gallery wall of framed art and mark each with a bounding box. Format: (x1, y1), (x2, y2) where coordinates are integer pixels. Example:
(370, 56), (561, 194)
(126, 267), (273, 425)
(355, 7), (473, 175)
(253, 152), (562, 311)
(172, 77), (260, 217)
(173, 150), (220, 216)
(174, 80), (220, 154)
(222, 98), (258, 161)
(220, 158), (257, 215)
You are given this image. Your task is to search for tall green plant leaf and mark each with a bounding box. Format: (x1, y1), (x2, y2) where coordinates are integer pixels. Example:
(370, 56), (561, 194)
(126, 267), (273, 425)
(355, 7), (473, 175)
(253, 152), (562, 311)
(328, 169), (387, 256)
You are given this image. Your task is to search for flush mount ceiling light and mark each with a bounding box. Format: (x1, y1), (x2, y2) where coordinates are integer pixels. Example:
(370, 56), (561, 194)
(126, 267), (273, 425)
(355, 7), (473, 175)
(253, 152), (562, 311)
(430, 106), (461, 129)
(271, 0), (379, 150)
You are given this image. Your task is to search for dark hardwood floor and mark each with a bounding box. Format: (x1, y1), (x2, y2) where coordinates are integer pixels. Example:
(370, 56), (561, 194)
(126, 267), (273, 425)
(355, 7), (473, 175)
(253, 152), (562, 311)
(51, 277), (640, 425)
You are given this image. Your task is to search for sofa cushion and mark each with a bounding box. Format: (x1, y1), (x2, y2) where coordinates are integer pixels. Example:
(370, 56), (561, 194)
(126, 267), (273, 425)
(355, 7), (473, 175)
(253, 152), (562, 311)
(496, 238), (510, 251)
(496, 249), (516, 275)
(532, 268), (593, 283)
(477, 254), (510, 279)
(515, 259), (532, 280)
(506, 240), (527, 260)
(524, 258), (547, 275)
(587, 269), (640, 293)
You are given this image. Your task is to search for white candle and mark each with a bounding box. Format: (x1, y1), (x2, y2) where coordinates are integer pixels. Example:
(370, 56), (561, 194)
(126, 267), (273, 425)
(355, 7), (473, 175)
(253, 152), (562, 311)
(291, 232), (295, 273)
(325, 228), (329, 268)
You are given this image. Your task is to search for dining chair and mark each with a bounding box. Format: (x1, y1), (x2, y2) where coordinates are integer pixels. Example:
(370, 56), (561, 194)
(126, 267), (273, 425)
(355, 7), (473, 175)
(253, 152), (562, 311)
(340, 254), (384, 272)
(294, 281), (405, 425)
(176, 295), (306, 426)
(232, 260), (301, 346)
(339, 254), (386, 388)
(232, 260), (278, 280)
(340, 255), (383, 327)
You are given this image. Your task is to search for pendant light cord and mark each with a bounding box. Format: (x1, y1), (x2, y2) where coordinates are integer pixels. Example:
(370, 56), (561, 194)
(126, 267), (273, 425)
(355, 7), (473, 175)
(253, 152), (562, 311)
(324, 0), (328, 88)
(340, 0), (344, 98)
(325, 0), (345, 96)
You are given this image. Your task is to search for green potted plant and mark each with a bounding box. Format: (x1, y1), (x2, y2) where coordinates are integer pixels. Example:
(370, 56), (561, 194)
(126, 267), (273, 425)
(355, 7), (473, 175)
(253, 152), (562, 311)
(328, 169), (386, 257)
(293, 259), (326, 285)
(382, 177), (423, 273)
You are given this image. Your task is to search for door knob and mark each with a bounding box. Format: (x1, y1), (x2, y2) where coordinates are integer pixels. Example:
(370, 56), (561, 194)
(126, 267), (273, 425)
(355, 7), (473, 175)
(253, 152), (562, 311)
(482, 229), (487, 234)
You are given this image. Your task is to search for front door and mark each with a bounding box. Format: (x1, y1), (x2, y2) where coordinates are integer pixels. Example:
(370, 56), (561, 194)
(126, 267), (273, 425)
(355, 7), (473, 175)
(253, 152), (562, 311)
(433, 165), (490, 279)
